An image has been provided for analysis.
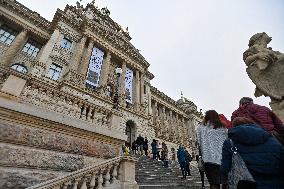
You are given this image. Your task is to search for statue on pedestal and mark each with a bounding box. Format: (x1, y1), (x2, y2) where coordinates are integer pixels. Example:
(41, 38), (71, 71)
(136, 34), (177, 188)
(243, 32), (284, 121)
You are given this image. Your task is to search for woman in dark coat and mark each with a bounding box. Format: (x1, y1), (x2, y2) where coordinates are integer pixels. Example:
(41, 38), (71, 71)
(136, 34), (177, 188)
(221, 117), (284, 189)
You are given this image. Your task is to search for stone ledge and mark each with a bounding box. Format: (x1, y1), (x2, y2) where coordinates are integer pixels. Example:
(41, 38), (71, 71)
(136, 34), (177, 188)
(0, 96), (127, 141)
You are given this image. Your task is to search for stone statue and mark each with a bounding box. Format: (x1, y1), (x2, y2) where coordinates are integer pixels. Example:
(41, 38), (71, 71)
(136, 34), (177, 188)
(243, 32), (284, 121)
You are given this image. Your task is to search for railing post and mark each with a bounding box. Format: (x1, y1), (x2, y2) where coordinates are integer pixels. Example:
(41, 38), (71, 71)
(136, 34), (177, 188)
(119, 157), (139, 189)
(89, 172), (97, 189)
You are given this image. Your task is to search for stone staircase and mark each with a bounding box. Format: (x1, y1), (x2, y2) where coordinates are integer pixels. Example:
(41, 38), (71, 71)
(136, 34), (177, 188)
(136, 156), (209, 189)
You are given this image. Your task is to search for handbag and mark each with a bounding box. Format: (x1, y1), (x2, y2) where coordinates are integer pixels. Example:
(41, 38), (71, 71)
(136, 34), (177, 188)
(228, 139), (256, 189)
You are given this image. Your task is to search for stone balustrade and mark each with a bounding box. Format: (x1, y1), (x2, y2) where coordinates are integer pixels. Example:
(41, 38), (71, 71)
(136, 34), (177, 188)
(21, 82), (112, 128)
(27, 156), (138, 189)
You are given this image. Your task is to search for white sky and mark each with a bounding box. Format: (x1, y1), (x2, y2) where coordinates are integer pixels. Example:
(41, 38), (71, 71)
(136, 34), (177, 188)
(17, 0), (284, 118)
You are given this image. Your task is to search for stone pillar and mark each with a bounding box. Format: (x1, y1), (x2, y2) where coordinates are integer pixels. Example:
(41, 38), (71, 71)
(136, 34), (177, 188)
(78, 39), (94, 76)
(119, 157), (139, 189)
(38, 29), (61, 63)
(140, 73), (145, 104)
(148, 85), (152, 114)
(1, 29), (28, 66)
(135, 70), (140, 110)
(69, 36), (87, 71)
(118, 62), (126, 104)
(99, 51), (111, 87)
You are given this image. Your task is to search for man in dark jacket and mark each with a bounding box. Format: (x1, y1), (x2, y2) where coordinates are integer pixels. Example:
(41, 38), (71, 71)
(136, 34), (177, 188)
(221, 118), (284, 188)
(231, 97), (284, 144)
(136, 135), (144, 155)
(185, 149), (192, 176)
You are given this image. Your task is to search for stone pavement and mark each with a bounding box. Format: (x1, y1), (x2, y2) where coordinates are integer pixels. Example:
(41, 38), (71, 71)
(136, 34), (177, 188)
(136, 156), (209, 189)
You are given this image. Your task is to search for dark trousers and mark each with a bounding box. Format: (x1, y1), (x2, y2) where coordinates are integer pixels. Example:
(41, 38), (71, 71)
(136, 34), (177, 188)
(186, 162), (191, 175)
(144, 149), (148, 156)
(180, 162), (187, 178)
(152, 151), (157, 159)
(199, 170), (205, 187)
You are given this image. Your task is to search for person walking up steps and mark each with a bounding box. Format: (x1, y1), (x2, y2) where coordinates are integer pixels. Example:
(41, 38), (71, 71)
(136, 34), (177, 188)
(185, 148), (192, 176)
(143, 137), (149, 156)
(197, 110), (228, 189)
(232, 97), (284, 145)
(151, 139), (157, 160)
(177, 146), (187, 179)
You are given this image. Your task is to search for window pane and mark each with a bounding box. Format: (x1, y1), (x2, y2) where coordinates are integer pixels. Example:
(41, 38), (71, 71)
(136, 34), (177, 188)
(9, 35), (15, 40)
(5, 39), (12, 45)
(4, 32), (10, 37)
(22, 46), (29, 53)
(53, 72), (60, 80)
(0, 29), (4, 35)
(0, 36), (6, 42)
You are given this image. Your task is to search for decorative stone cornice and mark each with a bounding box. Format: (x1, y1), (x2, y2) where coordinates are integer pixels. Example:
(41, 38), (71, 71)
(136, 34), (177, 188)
(51, 4), (150, 70)
(0, 0), (51, 34)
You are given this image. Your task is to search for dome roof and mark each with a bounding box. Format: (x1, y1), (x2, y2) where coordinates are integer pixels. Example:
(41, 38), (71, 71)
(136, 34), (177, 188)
(176, 97), (197, 111)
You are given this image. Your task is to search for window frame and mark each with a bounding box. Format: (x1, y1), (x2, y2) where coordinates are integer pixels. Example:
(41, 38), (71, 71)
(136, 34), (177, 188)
(60, 37), (72, 50)
(47, 64), (62, 81)
(0, 25), (17, 46)
(22, 39), (41, 57)
(11, 63), (28, 74)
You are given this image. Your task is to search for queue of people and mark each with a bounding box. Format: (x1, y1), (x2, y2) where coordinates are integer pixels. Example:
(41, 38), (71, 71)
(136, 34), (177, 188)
(196, 97), (284, 189)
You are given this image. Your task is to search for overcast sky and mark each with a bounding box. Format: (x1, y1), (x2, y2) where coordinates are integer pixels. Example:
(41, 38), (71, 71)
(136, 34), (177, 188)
(18, 0), (284, 118)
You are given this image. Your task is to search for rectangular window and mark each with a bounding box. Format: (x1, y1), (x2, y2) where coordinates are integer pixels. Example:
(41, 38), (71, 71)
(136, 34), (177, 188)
(60, 37), (72, 50)
(47, 64), (62, 81)
(85, 47), (104, 88)
(22, 39), (41, 57)
(125, 67), (134, 103)
(0, 25), (17, 45)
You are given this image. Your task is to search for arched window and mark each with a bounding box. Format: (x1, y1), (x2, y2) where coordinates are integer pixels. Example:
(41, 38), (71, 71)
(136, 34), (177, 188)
(11, 63), (28, 74)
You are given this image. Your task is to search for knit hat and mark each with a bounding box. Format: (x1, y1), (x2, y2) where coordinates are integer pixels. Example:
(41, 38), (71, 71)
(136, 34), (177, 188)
(239, 97), (253, 105)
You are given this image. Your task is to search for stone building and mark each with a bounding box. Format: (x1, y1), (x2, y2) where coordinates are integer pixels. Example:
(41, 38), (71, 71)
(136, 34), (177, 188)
(0, 0), (203, 188)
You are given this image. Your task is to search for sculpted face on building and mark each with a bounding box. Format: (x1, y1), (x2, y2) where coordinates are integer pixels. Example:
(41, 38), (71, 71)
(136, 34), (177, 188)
(0, 0), (203, 187)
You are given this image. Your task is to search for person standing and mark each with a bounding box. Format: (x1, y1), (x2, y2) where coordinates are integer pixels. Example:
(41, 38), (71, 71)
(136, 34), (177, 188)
(156, 141), (162, 160)
(136, 135), (144, 155)
(151, 139), (157, 160)
(196, 155), (205, 189)
(185, 149), (192, 176)
(161, 142), (169, 167)
(177, 146), (187, 179)
(221, 117), (284, 188)
(131, 140), (138, 155)
(143, 137), (149, 156)
(231, 97), (284, 145)
(197, 110), (228, 189)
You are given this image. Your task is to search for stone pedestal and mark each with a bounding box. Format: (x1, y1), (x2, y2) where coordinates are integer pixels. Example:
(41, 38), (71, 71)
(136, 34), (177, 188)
(119, 157), (139, 189)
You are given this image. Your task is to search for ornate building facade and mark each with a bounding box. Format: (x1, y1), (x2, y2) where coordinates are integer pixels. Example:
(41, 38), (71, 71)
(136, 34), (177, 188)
(0, 0), (203, 188)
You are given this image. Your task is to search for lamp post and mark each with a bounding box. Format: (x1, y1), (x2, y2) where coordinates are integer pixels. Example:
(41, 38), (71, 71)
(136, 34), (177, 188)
(113, 67), (122, 110)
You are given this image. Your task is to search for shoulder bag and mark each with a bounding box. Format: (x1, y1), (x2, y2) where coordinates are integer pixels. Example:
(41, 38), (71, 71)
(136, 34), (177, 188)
(228, 139), (256, 189)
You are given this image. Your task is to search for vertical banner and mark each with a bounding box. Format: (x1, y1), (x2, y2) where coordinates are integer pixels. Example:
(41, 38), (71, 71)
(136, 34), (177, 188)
(86, 47), (105, 87)
(125, 67), (133, 103)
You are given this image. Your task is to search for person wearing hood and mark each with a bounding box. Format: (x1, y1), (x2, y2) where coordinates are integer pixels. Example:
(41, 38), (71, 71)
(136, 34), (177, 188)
(221, 117), (284, 189)
(197, 110), (228, 189)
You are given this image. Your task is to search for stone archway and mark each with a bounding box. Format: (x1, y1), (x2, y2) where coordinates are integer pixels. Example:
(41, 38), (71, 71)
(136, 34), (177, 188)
(125, 120), (136, 147)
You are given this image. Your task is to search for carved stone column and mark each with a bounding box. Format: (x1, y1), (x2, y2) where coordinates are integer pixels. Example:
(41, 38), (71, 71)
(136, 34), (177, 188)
(118, 62), (126, 104)
(147, 84), (152, 114)
(135, 70), (140, 110)
(99, 51), (111, 87)
(140, 73), (145, 104)
(38, 29), (61, 63)
(70, 36), (87, 71)
(1, 29), (28, 67)
(78, 39), (94, 78)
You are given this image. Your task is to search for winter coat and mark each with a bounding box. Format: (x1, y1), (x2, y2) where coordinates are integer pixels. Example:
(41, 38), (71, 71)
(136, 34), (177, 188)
(231, 103), (284, 135)
(143, 139), (149, 150)
(136, 136), (144, 146)
(177, 148), (186, 163)
(151, 142), (157, 153)
(196, 124), (228, 165)
(221, 124), (284, 189)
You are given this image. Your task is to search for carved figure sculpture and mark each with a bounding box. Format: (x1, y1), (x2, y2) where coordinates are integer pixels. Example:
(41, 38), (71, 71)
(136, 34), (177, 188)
(243, 32), (284, 121)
